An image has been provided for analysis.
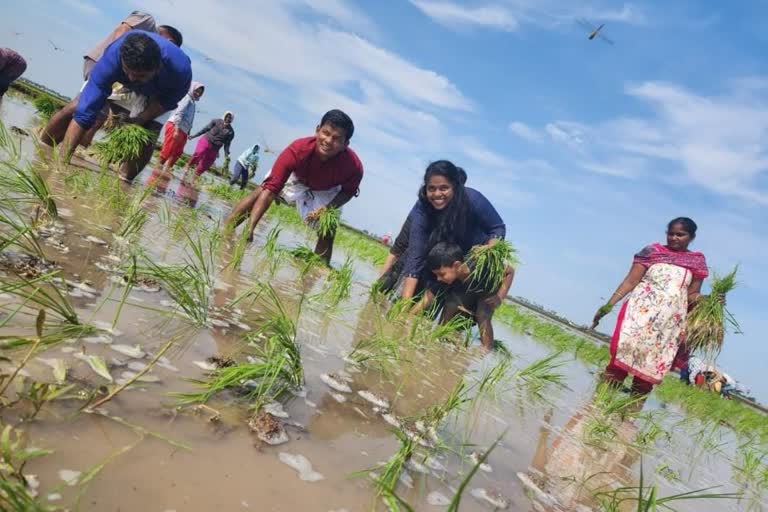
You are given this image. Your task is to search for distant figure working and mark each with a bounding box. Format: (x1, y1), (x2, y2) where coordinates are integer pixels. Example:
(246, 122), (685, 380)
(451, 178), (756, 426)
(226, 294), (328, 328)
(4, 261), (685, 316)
(184, 112), (235, 178)
(0, 48), (27, 99)
(230, 144), (260, 190)
(41, 31), (192, 182)
(225, 109), (363, 264)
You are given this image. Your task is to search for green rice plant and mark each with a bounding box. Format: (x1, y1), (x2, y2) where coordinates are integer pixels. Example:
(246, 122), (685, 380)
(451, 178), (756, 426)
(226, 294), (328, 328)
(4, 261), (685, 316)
(17, 381), (78, 421)
(262, 224), (284, 276)
(204, 182), (249, 202)
(115, 185), (154, 239)
(473, 356), (514, 401)
(686, 266), (740, 359)
(320, 257), (353, 307)
(447, 431), (506, 512)
(0, 121), (21, 161)
(0, 161), (58, 220)
(32, 95), (57, 121)
(91, 124), (154, 165)
(0, 271), (81, 325)
(315, 207), (341, 238)
(289, 245), (327, 276)
(346, 333), (402, 369)
(512, 352), (567, 402)
(420, 380), (471, 428)
(225, 223), (252, 271)
(0, 211), (45, 258)
(353, 427), (415, 512)
(175, 285), (302, 409)
(140, 228), (218, 325)
(466, 239), (517, 291)
(0, 422), (56, 512)
(593, 462), (740, 511)
(733, 447), (768, 490)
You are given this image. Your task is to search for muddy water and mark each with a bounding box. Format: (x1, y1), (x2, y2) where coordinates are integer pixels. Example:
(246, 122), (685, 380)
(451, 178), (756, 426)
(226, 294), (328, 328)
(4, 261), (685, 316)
(1, 95), (766, 512)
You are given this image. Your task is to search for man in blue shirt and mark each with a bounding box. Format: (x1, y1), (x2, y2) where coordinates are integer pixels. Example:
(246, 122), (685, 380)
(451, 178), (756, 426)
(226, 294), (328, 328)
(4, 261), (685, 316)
(42, 31), (192, 182)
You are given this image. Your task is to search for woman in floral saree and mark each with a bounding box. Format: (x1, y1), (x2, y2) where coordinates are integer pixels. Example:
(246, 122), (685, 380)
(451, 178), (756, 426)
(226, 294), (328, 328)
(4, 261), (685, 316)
(591, 217), (709, 394)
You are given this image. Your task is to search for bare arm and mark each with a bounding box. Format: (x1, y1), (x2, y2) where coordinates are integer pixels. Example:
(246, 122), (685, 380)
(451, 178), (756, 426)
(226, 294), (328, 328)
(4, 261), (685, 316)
(591, 263), (647, 328)
(401, 276), (419, 300)
(410, 288), (435, 315)
(380, 253), (398, 275)
(246, 188), (276, 237)
(60, 121), (87, 162)
(132, 99), (165, 126)
(483, 266), (515, 309)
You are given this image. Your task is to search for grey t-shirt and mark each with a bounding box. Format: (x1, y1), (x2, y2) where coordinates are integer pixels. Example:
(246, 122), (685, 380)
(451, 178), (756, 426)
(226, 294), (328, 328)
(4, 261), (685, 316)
(84, 11), (157, 63)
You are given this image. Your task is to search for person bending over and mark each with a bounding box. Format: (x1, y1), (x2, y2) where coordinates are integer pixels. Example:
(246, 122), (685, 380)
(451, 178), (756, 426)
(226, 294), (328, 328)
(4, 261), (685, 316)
(41, 31), (191, 182)
(418, 242), (515, 350)
(225, 109), (363, 264)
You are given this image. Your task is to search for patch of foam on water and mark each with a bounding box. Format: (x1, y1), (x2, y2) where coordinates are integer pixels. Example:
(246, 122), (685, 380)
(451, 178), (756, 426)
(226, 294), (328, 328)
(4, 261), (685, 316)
(426, 491), (450, 506)
(381, 413), (400, 428)
(193, 360), (217, 371)
(469, 451), (493, 473)
(320, 373), (352, 393)
(264, 401), (289, 418)
(47, 493), (62, 501)
(110, 344), (145, 358)
(470, 488), (510, 509)
(58, 469), (81, 486)
(357, 390), (389, 409)
(277, 453), (324, 482)
(331, 393), (346, 403)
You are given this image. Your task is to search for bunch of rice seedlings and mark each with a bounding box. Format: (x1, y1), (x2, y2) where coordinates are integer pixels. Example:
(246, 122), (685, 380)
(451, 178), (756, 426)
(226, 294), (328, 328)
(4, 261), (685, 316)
(686, 266), (740, 359)
(315, 207), (341, 238)
(204, 182), (249, 202)
(289, 245), (326, 276)
(353, 428), (415, 512)
(92, 124), (154, 165)
(116, 186), (154, 239)
(0, 271), (81, 325)
(0, 121), (21, 161)
(32, 95), (57, 121)
(466, 239), (517, 291)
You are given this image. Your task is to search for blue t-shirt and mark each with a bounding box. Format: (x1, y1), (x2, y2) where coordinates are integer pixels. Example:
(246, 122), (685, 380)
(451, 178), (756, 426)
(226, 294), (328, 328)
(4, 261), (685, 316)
(74, 30), (192, 129)
(402, 187), (506, 278)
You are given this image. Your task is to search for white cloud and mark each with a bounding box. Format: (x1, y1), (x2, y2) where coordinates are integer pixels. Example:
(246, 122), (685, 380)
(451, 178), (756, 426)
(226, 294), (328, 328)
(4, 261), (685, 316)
(411, 1), (646, 32)
(292, 0), (375, 34)
(543, 80), (768, 203)
(409, 1), (519, 31)
(508, 121), (541, 142)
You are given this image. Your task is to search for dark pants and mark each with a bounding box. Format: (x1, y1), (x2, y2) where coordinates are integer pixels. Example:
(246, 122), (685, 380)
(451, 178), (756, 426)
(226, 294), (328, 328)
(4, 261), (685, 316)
(229, 161), (248, 189)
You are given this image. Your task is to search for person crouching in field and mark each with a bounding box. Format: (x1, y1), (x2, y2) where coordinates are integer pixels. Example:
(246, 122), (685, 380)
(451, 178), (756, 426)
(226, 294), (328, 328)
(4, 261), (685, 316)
(417, 242), (515, 350)
(41, 31), (192, 182)
(225, 109), (363, 264)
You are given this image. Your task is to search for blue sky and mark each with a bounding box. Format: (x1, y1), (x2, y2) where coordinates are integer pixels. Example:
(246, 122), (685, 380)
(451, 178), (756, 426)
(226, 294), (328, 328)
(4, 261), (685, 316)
(2, 0), (768, 401)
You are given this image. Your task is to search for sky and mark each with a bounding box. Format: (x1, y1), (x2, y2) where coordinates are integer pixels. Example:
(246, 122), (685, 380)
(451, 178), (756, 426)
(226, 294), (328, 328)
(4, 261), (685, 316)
(2, 0), (768, 402)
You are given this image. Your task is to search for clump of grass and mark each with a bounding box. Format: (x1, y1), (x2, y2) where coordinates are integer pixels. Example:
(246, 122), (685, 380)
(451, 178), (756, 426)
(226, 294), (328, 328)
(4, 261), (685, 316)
(322, 257), (353, 306)
(0, 421), (55, 512)
(32, 95), (57, 121)
(204, 182), (249, 202)
(686, 266), (740, 359)
(92, 124), (154, 165)
(466, 239), (517, 291)
(315, 207), (341, 238)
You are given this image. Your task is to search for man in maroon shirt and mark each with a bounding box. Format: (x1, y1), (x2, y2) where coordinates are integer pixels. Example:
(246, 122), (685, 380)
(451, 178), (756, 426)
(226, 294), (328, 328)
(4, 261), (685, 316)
(226, 109), (363, 263)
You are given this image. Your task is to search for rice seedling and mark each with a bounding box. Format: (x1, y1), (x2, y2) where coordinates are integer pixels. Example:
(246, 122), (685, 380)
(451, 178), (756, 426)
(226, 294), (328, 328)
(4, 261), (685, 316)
(512, 352), (567, 402)
(115, 185), (154, 240)
(0, 421), (55, 512)
(0, 121), (21, 161)
(315, 207), (341, 238)
(0, 271), (81, 325)
(473, 356), (514, 401)
(446, 431), (506, 512)
(91, 124), (154, 165)
(225, 223), (251, 271)
(686, 266), (740, 360)
(71, 436), (143, 510)
(592, 462), (741, 511)
(733, 447), (768, 490)
(0, 161), (58, 220)
(289, 245), (327, 276)
(175, 284), (303, 409)
(353, 427), (415, 512)
(32, 95), (57, 121)
(261, 224), (284, 276)
(346, 333), (402, 369)
(17, 380), (78, 421)
(204, 182), (249, 202)
(466, 239), (517, 291)
(319, 257), (353, 307)
(139, 228), (218, 325)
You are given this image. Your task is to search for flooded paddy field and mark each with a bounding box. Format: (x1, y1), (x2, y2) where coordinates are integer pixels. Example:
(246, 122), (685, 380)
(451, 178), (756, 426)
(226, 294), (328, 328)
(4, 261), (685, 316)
(0, 95), (766, 511)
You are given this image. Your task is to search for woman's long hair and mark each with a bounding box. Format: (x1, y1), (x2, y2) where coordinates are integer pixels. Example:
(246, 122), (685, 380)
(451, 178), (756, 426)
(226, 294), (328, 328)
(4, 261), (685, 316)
(417, 160), (468, 248)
